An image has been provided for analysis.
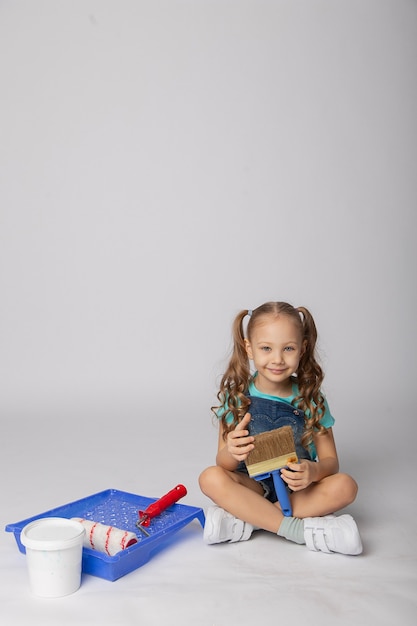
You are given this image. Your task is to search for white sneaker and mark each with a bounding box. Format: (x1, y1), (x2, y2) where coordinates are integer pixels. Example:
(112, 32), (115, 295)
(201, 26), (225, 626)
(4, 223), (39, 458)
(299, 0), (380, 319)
(303, 514), (363, 555)
(203, 505), (253, 545)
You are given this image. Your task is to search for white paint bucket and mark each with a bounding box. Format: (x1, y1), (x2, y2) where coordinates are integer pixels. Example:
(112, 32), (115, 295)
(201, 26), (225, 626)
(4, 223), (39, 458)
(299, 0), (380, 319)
(20, 517), (85, 597)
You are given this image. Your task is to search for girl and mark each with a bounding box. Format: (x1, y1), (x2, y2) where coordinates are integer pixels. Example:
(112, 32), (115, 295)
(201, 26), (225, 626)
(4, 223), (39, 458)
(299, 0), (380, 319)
(199, 302), (362, 555)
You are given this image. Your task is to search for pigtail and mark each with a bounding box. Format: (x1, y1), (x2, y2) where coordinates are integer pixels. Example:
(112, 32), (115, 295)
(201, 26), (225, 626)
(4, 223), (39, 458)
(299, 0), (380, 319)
(212, 310), (252, 439)
(295, 306), (327, 448)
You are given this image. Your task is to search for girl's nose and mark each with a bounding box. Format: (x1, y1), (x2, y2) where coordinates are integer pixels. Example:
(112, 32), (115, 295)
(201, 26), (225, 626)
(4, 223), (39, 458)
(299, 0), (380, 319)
(272, 352), (284, 364)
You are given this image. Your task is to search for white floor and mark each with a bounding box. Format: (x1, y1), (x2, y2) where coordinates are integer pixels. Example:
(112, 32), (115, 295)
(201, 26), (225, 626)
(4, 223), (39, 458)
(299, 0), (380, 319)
(1, 406), (416, 626)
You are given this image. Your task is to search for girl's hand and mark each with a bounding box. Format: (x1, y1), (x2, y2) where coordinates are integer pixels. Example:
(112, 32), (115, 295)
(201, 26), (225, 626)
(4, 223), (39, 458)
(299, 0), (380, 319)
(226, 412), (255, 461)
(280, 460), (318, 491)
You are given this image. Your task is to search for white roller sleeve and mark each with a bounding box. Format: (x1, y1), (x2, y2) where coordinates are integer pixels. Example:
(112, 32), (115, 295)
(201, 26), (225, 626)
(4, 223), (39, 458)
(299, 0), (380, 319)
(71, 518), (138, 555)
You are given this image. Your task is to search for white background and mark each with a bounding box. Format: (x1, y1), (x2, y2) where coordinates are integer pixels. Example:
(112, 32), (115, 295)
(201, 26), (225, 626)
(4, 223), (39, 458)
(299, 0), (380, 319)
(1, 1), (416, 624)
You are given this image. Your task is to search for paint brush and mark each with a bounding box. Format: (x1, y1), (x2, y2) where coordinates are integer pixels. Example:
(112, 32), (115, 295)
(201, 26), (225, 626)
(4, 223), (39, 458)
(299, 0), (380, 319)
(245, 425), (298, 516)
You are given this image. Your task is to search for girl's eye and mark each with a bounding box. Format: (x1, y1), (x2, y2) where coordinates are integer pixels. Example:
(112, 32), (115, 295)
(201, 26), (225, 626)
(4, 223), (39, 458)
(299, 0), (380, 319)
(284, 346), (295, 352)
(261, 346), (271, 352)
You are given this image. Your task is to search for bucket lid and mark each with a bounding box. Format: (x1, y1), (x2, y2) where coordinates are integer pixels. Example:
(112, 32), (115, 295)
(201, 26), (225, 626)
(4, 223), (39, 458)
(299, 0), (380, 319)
(20, 517), (85, 551)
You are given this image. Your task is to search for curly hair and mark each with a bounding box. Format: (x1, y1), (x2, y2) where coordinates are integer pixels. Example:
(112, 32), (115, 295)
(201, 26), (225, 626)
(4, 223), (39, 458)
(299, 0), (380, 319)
(212, 301), (328, 449)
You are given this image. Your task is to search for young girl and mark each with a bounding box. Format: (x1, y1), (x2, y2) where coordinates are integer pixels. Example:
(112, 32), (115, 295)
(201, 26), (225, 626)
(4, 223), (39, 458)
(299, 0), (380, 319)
(199, 301), (362, 555)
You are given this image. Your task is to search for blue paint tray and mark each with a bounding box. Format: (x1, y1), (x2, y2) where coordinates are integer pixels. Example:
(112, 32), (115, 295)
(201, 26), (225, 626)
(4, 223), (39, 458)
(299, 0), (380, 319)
(5, 488), (205, 581)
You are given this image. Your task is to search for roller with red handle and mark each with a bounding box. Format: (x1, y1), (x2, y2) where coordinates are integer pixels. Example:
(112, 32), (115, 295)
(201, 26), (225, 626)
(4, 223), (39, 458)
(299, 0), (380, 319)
(136, 484), (187, 531)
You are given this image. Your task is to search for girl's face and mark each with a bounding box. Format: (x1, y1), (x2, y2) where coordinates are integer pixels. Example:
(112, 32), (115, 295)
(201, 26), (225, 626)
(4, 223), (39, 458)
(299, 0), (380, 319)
(245, 314), (305, 396)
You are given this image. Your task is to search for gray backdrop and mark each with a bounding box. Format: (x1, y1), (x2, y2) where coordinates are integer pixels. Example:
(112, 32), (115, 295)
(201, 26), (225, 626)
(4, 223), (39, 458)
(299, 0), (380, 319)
(1, 3), (417, 624)
(1, 0), (416, 459)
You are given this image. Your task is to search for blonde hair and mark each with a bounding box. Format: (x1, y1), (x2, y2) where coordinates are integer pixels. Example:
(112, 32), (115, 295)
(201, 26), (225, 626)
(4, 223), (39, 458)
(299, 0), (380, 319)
(213, 301), (327, 448)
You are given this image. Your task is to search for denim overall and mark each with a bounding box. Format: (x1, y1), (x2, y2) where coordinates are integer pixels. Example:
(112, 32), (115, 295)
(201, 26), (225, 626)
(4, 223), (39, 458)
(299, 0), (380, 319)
(237, 394), (312, 507)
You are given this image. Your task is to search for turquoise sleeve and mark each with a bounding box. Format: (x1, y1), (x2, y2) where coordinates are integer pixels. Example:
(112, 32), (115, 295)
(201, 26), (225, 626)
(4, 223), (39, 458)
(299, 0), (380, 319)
(318, 397), (335, 429)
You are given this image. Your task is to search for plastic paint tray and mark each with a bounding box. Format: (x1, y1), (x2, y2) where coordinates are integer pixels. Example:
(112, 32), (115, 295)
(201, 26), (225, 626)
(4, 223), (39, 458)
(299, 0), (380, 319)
(5, 488), (206, 581)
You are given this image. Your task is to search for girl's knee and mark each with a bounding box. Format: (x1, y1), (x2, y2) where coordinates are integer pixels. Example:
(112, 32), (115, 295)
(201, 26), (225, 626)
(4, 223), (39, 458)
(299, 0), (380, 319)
(337, 473), (358, 504)
(198, 465), (224, 496)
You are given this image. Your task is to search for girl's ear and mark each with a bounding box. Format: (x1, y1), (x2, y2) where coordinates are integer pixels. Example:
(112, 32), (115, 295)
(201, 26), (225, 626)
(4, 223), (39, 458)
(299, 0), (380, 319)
(245, 338), (253, 360)
(301, 339), (307, 357)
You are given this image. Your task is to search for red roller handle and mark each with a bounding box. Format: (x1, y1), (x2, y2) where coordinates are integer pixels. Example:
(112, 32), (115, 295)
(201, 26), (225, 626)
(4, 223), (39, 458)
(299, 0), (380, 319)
(138, 484), (187, 527)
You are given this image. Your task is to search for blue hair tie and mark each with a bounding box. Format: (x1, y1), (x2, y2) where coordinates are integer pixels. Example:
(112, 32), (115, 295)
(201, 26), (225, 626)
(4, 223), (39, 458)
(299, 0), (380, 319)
(248, 309), (252, 317)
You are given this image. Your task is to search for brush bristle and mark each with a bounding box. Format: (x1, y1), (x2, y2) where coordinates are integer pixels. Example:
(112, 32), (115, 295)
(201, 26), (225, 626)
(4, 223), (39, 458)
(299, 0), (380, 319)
(245, 426), (298, 477)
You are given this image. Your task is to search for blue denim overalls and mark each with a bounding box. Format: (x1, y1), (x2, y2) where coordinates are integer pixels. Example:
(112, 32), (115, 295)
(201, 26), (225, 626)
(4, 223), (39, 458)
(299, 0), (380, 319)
(237, 394), (312, 504)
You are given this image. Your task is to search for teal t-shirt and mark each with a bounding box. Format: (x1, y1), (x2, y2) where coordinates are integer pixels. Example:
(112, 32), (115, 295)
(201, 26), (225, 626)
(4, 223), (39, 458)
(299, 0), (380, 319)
(247, 379), (335, 429)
